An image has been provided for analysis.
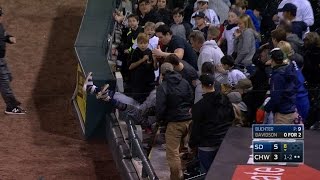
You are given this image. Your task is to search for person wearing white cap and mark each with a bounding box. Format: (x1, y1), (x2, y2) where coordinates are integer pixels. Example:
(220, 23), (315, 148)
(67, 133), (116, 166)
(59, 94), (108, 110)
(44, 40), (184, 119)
(190, 0), (220, 28)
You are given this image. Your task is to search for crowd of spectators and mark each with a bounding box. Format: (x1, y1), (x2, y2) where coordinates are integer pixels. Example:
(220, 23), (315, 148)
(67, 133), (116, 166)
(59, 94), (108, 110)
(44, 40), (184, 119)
(101, 0), (320, 179)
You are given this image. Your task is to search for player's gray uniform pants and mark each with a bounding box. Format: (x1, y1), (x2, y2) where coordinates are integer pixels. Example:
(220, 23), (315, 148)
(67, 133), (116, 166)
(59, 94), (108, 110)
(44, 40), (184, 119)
(0, 58), (20, 109)
(114, 89), (156, 126)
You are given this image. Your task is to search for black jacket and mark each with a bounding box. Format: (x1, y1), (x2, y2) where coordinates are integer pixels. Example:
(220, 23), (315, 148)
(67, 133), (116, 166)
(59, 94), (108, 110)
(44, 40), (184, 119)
(0, 23), (13, 58)
(156, 71), (193, 122)
(189, 92), (234, 148)
(303, 46), (320, 86)
(157, 8), (172, 25)
(139, 10), (162, 26)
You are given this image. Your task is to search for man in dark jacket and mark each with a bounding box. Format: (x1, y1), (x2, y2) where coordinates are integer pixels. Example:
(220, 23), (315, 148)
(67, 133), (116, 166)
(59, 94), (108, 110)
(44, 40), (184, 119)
(0, 8), (25, 114)
(278, 3), (307, 39)
(156, 63), (193, 180)
(265, 48), (298, 124)
(189, 73), (234, 172)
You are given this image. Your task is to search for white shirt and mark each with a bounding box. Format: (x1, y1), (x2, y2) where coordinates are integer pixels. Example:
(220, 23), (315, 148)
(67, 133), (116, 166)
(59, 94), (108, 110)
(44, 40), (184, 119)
(132, 35), (159, 50)
(227, 69), (247, 87)
(277, 0), (314, 27)
(223, 25), (239, 55)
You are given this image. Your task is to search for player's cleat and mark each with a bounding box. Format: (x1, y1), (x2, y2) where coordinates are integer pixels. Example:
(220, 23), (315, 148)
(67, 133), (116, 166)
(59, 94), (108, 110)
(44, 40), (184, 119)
(83, 72), (98, 94)
(5, 106), (26, 115)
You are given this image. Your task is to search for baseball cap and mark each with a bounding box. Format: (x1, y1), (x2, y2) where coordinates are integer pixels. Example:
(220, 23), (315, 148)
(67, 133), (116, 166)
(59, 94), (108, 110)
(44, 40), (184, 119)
(160, 62), (174, 74)
(278, 3), (297, 14)
(199, 73), (215, 86)
(270, 48), (284, 63)
(197, 0), (209, 3)
(192, 11), (206, 19)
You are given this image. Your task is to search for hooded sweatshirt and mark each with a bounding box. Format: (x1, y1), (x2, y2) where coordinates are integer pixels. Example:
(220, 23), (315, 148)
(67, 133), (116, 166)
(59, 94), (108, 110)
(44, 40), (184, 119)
(264, 63), (297, 114)
(156, 71), (194, 122)
(198, 40), (227, 83)
(189, 91), (234, 148)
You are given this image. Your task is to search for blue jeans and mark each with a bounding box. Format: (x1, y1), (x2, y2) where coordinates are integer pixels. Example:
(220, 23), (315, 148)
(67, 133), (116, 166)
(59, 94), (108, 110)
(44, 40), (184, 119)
(0, 58), (20, 109)
(198, 149), (218, 172)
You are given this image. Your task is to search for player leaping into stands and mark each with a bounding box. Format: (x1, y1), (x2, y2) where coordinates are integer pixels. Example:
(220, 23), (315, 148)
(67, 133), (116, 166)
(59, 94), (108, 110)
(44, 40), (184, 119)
(82, 72), (156, 127)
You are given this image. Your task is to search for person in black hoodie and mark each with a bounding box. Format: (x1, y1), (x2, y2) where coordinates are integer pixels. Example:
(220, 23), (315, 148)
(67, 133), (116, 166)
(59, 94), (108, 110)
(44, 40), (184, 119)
(0, 7), (25, 114)
(156, 0), (172, 25)
(137, 0), (162, 26)
(189, 73), (234, 172)
(156, 63), (193, 180)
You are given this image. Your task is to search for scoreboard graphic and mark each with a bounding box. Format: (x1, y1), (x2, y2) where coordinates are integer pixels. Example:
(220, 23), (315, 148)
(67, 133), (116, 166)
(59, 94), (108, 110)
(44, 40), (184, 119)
(252, 124), (304, 164)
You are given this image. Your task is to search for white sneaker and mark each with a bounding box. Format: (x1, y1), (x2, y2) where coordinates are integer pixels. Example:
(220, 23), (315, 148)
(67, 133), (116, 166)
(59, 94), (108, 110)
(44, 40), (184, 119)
(5, 107), (26, 115)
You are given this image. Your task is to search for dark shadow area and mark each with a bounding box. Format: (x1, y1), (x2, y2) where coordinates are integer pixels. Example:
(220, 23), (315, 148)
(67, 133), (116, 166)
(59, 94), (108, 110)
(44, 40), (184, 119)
(29, 6), (120, 179)
(31, 6), (82, 139)
(87, 139), (121, 180)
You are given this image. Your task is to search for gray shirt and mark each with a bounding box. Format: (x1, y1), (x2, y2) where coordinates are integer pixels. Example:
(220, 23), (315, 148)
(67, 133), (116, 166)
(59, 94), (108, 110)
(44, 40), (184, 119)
(171, 24), (187, 40)
(234, 28), (257, 66)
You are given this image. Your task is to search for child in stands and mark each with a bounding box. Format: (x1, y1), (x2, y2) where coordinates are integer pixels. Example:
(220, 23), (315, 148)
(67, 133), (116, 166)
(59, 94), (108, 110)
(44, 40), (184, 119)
(192, 12), (209, 40)
(129, 33), (158, 103)
(170, 8), (192, 41)
(118, 14), (142, 81)
(218, 8), (240, 55)
(132, 21), (159, 50)
(221, 55), (247, 88)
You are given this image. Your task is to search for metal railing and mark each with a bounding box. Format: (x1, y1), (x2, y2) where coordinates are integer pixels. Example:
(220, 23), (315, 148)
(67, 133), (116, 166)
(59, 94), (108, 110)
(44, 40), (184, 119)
(104, 1), (159, 179)
(126, 114), (158, 180)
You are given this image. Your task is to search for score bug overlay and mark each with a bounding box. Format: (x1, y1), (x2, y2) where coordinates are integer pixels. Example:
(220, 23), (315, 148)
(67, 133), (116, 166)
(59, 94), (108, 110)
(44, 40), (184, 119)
(252, 124), (304, 139)
(252, 140), (304, 164)
(252, 125), (304, 164)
